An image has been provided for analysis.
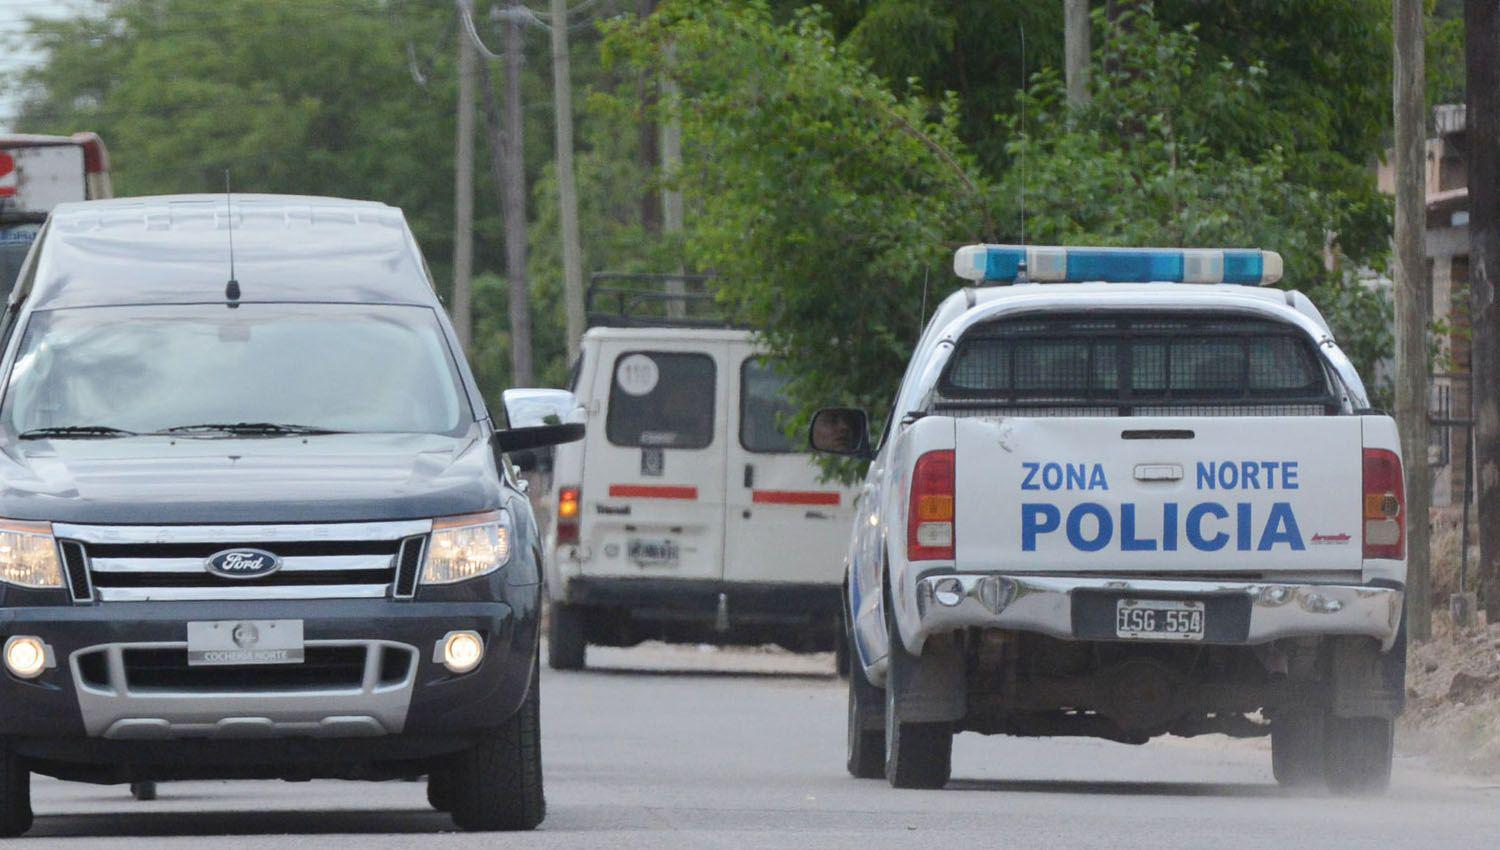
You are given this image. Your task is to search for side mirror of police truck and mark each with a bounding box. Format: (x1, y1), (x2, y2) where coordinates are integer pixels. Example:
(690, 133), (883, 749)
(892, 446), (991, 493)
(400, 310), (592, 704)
(808, 407), (872, 459)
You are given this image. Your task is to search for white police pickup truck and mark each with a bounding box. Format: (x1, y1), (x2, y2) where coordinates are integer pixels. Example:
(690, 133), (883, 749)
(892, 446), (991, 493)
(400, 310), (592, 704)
(812, 245), (1407, 794)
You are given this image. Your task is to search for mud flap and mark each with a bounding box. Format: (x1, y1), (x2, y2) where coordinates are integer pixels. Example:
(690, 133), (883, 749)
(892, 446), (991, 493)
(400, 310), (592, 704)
(889, 632), (966, 724)
(1329, 635), (1405, 720)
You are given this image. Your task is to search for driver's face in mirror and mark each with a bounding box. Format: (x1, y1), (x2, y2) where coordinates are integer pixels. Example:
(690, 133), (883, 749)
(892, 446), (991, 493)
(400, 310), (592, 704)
(813, 411), (856, 453)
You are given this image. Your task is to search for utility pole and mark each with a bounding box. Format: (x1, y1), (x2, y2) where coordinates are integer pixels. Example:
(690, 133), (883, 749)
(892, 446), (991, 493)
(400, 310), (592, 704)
(1064, 0), (1090, 110)
(550, 0), (586, 361)
(451, 1), (477, 350)
(1394, 0), (1431, 639)
(1466, 0), (1500, 620)
(660, 42), (685, 317)
(475, 1), (534, 386)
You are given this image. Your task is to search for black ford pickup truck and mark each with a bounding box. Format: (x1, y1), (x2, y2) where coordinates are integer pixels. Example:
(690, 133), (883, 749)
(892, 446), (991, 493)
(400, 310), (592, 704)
(0, 194), (581, 835)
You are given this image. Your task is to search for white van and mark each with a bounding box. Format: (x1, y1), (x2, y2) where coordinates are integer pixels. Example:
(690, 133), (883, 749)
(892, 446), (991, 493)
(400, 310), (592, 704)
(542, 309), (858, 670)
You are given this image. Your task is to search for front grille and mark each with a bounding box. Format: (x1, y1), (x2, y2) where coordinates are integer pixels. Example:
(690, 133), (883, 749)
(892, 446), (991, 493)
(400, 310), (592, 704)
(53, 520), (433, 602)
(74, 641), (417, 694)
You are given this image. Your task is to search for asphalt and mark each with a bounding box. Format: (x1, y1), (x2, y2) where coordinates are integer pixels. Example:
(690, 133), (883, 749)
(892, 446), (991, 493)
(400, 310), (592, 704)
(23, 644), (1500, 848)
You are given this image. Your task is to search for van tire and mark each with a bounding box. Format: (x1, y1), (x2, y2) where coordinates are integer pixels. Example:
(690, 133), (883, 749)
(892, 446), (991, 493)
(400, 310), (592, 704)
(882, 603), (951, 790)
(846, 628), (885, 778)
(447, 658), (546, 831)
(129, 781), (158, 801)
(0, 745), (32, 838)
(1323, 716), (1394, 795)
(1270, 711), (1325, 787)
(426, 770), (453, 811)
(548, 603), (587, 671)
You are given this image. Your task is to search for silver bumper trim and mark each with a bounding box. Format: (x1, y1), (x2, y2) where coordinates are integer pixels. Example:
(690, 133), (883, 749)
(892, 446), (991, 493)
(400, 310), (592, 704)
(912, 574), (1404, 651)
(94, 584), (392, 602)
(90, 554), (395, 574)
(69, 639), (417, 739)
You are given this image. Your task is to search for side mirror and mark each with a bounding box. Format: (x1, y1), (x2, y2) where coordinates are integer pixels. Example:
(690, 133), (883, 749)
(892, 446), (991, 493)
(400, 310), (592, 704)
(808, 407), (871, 458)
(500, 388), (581, 428)
(493, 422), (585, 454)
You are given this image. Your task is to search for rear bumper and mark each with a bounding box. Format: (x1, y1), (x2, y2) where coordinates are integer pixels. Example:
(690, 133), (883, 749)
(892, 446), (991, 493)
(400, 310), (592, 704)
(910, 573), (1404, 652)
(564, 577), (841, 647)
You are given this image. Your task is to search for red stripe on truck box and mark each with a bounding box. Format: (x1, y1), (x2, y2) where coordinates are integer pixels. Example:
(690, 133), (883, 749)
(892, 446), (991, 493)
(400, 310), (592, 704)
(608, 484), (698, 500)
(751, 490), (841, 506)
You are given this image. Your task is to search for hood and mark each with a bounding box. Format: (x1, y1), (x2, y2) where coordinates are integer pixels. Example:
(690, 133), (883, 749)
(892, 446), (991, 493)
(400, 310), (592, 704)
(0, 431), (500, 524)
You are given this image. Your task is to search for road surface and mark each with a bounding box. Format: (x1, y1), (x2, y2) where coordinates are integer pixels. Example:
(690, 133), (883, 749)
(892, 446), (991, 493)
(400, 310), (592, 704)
(24, 644), (1500, 848)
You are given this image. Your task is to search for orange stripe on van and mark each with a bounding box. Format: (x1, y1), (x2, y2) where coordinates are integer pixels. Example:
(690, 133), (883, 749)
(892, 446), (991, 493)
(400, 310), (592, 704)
(751, 490), (841, 506)
(608, 484), (699, 500)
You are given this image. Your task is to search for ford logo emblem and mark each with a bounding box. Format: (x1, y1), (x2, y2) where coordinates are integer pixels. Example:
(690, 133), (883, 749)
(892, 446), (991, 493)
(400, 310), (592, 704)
(205, 548), (283, 579)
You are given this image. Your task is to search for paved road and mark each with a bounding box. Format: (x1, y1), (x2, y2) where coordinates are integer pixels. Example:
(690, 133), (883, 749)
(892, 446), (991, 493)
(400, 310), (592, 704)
(24, 645), (1500, 848)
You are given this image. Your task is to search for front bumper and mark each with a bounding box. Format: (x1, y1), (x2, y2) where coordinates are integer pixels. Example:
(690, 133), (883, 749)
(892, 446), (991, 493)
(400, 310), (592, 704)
(0, 597), (535, 752)
(911, 573), (1404, 652)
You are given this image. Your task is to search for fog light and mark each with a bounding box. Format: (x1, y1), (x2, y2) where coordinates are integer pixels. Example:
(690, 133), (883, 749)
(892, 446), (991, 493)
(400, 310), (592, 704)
(438, 630), (484, 674)
(4, 635), (48, 679)
(933, 577), (964, 607)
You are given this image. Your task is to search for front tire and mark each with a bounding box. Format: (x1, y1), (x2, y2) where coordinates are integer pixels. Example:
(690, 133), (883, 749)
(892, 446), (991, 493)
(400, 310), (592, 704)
(547, 603), (587, 671)
(129, 781), (158, 801)
(1323, 716), (1394, 795)
(447, 658), (547, 831)
(846, 629), (885, 778)
(1270, 711), (1325, 788)
(0, 744), (32, 838)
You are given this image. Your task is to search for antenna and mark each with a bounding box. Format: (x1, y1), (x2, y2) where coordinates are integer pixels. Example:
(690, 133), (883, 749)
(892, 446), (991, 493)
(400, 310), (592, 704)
(1019, 22), (1027, 250)
(917, 265), (931, 339)
(224, 170), (240, 302)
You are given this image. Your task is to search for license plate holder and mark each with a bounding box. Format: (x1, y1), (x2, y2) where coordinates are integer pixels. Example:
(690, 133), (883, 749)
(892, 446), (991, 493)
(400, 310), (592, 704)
(628, 538), (680, 566)
(186, 619), (305, 666)
(1114, 598), (1205, 641)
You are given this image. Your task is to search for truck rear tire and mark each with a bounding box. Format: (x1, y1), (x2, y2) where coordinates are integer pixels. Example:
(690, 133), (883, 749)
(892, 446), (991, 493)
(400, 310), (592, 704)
(0, 745), (32, 838)
(447, 658), (547, 831)
(548, 603), (587, 671)
(1323, 716), (1393, 795)
(1270, 711), (1325, 787)
(845, 629), (885, 778)
(882, 605), (951, 789)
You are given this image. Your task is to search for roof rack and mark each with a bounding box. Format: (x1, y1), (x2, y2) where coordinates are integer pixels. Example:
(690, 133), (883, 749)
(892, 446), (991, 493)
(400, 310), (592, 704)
(586, 273), (741, 329)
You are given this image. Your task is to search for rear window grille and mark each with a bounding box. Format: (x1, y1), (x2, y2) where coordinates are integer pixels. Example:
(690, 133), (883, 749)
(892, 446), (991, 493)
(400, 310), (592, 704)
(938, 313), (1338, 416)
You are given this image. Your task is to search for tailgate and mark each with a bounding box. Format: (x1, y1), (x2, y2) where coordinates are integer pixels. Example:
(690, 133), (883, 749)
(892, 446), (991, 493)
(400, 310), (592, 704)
(954, 416), (1364, 575)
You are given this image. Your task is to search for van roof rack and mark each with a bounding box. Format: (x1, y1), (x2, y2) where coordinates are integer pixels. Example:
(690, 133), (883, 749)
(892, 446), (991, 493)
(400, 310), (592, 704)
(586, 273), (742, 329)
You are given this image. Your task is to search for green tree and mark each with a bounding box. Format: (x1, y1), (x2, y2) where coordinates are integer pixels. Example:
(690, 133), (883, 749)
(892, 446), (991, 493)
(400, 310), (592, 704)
(603, 1), (992, 461)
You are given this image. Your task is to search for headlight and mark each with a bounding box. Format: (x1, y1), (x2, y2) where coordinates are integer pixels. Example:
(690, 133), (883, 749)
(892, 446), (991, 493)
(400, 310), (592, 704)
(421, 510), (513, 585)
(0, 520), (62, 589)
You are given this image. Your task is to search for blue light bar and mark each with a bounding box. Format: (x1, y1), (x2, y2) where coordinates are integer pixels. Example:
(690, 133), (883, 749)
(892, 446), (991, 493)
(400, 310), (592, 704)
(952, 245), (1283, 286)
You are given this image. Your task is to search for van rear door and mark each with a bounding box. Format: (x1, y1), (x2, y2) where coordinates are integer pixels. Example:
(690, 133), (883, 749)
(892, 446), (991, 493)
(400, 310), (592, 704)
(577, 340), (729, 582)
(722, 344), (853, 585)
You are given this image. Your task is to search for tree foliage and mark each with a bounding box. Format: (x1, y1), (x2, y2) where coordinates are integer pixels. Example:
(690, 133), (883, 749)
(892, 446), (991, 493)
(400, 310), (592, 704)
(602, 1), (991, 452)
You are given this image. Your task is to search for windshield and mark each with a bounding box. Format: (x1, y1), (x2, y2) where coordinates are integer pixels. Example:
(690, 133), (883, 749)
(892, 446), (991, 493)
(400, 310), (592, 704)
(0, 223), (41, 303)
(1, 303), (472, 436)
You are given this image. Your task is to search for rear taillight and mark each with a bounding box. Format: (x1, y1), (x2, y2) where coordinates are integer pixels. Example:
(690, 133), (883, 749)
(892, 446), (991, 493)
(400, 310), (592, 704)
(908, 450), (955, 561)
(557, 486), (581, 545)
(1362, 448), (1405, 559)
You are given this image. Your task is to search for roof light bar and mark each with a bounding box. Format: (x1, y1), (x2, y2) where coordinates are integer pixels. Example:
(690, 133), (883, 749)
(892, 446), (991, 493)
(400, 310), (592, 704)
(953, 245), (1283, 286)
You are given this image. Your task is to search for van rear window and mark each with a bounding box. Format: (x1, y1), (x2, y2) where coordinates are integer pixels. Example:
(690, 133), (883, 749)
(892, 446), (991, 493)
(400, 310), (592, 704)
(606, 352), (716, 449)
(740, 359), (800, 453)
(938, 313), (1337, 415)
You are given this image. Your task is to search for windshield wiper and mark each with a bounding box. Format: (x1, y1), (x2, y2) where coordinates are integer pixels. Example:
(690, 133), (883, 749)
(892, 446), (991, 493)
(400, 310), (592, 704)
(157, 422), (344, 436)
(18, 425), (139, 439)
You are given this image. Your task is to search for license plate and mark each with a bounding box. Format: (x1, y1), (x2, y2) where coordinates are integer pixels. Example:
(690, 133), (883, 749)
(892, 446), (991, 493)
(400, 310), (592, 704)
(628, 538), (679, 566)
(1114, 599), (1205, 641)
(187, 620), (305, 666)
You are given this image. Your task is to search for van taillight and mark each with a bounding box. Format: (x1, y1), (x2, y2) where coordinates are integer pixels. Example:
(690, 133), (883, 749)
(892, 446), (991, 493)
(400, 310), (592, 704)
(1362, 448), (1405, 559)
(557, 486), (581, 545)
(908, 450), (955, 561)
